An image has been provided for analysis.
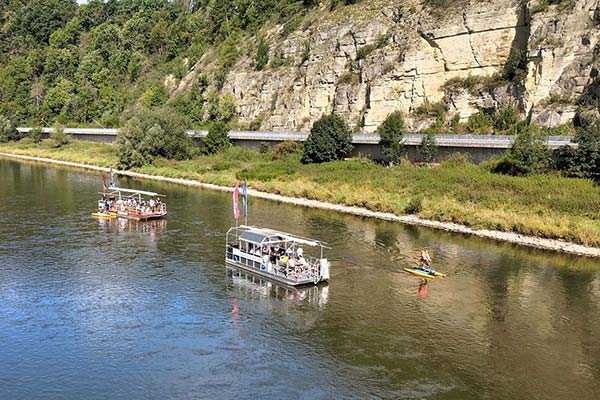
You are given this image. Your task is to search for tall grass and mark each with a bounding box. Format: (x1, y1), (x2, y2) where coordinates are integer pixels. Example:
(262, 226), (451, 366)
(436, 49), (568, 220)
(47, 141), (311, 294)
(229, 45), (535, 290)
(2, 141), (599, 246)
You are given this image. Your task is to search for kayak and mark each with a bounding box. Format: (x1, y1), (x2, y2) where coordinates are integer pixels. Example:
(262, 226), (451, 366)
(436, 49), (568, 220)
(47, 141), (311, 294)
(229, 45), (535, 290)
(403, 267), (446, 279)
(91, 212), (116, 219)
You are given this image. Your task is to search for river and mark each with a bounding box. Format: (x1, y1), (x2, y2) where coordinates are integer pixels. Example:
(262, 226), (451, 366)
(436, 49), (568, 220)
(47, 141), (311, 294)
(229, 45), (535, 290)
(1, 158), (600, 400)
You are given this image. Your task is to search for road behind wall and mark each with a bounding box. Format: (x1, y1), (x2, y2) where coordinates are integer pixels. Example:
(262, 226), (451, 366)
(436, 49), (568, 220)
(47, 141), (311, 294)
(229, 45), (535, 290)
(17, 127), (576, 163)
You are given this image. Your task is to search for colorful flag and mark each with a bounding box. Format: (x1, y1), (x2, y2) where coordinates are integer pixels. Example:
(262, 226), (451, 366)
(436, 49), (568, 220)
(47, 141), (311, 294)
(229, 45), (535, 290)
(232, 184), (240, 220)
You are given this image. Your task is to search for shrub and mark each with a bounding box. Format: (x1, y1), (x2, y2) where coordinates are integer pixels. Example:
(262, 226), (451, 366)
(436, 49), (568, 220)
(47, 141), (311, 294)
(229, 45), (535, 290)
(30, 127), (44, 143)
(204, 121), (231, 154)
(493, 123), (551, 176)
(377, 111), (405, 164)
(494, 106), (519, 131)
(272, 140), (302, 160)
(0, 115), (20, 142)
(465, 111), (494, 134)
(255, 38), (269, 71)
(50, 125), (70, 148)
(206, 92), (237, 123)
(302, 114), (353, 163)
(404, 196), (423, 214)
(555, 121), (600, 182)
(118, 107), (192, 169)
(419, 132), (438, 163)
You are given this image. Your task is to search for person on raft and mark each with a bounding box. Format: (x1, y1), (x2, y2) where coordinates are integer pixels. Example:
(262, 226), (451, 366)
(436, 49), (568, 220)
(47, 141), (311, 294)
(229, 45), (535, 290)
(419, 249), (432, 268)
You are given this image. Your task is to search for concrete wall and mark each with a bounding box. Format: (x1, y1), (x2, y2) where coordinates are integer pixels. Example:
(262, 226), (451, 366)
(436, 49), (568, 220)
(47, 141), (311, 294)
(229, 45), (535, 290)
(17, 127), (575, 164)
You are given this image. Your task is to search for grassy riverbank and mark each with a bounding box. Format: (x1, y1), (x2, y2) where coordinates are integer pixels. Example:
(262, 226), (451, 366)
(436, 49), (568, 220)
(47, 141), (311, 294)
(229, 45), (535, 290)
(2, 139), (599, 247)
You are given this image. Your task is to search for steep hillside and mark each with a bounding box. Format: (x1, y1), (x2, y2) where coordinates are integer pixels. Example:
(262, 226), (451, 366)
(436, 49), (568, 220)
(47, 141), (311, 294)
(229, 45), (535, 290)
(1, 0), (599, 133)
(182, 0), (599, 132)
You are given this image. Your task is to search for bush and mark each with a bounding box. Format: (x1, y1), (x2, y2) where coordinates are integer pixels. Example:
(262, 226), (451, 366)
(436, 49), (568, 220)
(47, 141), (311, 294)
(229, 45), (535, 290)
(302, 114), (353, 164)
(0, 115), (21, 142)
(555, 121), (600, 182)
(204, 121), (231, 154)
(50, 125), (70, 148)
(272, 140), (302, 160)
(419, 132), (438, 163)
(377, 111), (405, 164)
(465, 111), (494, 134)
(493, 123), (551, 176)
(30, 127), (44, 143)
(404, 196), (423, 214)
(255, 38), (269, 71)
(494, 106), (519, 131)
(117, 107), (192, 169)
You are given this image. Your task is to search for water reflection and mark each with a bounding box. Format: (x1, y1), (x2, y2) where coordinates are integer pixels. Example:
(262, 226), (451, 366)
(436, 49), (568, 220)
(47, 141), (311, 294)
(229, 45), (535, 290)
(226, 266), (329, 307)
(97, 217), (167, 236)
(2, 158), (600, 400)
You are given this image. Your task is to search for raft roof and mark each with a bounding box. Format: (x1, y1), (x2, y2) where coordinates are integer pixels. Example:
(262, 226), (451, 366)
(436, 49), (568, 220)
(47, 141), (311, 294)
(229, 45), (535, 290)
(108, 186), (164, 197)
(236, 225), (328, 248)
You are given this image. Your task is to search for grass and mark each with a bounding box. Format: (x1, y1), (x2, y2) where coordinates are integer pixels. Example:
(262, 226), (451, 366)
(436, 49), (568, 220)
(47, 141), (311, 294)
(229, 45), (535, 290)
(2, 140), (600, 247)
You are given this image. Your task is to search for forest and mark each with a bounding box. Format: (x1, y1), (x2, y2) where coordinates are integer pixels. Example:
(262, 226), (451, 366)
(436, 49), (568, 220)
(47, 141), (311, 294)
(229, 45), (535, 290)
(0, 0), (319, 127)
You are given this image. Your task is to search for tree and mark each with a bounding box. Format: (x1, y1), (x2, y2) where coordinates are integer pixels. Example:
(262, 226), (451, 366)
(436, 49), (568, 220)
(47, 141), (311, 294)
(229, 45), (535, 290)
(50, 125), (70, 148)
(572, 121), (600, 182)
(555, 120), (600, 183)
(302, 114), (353, 163)
(493, 123), (551, 176)
(203, 121), (231, 154)
(8, 0), (78, 44)
(0, 115), (19, 142)
(255, 38), (269, 71)
(117, 107), (192, 169)
(30, 127), (43, 143)
(377, 111), (405, 164)
(419, 132), (438, 163)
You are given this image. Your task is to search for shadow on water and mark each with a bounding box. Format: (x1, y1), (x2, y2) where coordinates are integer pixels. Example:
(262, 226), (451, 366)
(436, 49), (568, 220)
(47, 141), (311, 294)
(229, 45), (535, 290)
(1, 158), (600, 400)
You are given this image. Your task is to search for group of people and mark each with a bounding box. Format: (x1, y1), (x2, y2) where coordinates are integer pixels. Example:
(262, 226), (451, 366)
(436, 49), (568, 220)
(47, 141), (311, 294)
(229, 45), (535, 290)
(98, 195), (166, 215)
(120, 197), (165, 215)
(248, 244), (317, 281)
(98, 195), (115, 213)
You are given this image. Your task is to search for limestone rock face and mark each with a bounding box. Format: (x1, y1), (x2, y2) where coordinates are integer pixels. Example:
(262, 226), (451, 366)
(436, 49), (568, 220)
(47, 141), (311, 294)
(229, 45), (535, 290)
(175, 0), (600, 132)
(525, 0), (600, 111)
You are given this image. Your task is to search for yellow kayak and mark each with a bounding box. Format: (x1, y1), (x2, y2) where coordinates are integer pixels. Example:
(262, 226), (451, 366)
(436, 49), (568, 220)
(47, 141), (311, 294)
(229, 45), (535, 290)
(404, 267), (446, 279)
(92, 212), (116, 219)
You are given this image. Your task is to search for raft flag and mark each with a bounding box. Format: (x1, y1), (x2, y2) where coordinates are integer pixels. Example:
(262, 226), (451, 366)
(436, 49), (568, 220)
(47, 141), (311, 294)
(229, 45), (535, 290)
(233, 184), (240, 220)
(241, 181), (248, 224)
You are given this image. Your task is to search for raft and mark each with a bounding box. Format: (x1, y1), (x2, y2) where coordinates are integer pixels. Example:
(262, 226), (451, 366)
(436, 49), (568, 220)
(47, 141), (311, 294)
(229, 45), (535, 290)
(403, 267), (446, 280)
(91, 212), (116, 219)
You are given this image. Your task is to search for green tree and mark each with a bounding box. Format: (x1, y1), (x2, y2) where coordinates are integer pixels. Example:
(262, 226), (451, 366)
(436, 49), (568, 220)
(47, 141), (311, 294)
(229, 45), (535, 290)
(203, 121), (231, 154)
(30, 127), (44, 143)
(140, 85), (167, 108)
(493, 123), (551, 176)
(43, 78), (75, 116)
(377, 111), (405, 164)
(419, 132), (438, 163)
(8, 0), (77, 44)
(302, 114), (353, 163)
(118, 107), (192, 169)
(255, 38), (269, 71)
(0, 115), (19, 142)
(50, 125), (70, 148)
(555, 120), (600, 182)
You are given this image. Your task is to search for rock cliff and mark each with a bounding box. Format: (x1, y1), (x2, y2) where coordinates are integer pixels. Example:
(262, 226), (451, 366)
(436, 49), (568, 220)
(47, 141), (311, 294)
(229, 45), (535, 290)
(175, 0), (600, 133)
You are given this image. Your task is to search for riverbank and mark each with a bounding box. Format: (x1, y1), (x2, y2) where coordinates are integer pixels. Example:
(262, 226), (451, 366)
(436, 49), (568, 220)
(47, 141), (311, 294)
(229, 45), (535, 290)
(1, 140), (599, 257)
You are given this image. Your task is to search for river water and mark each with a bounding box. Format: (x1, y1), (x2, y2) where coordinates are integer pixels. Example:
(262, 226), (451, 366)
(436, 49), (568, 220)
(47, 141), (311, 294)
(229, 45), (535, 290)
(1, 158), (600, 400)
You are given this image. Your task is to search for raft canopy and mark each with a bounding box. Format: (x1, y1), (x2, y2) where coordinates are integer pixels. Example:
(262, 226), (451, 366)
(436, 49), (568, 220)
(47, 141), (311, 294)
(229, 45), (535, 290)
(107, 186), (165, 197)
(232, 225), (329, 248)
